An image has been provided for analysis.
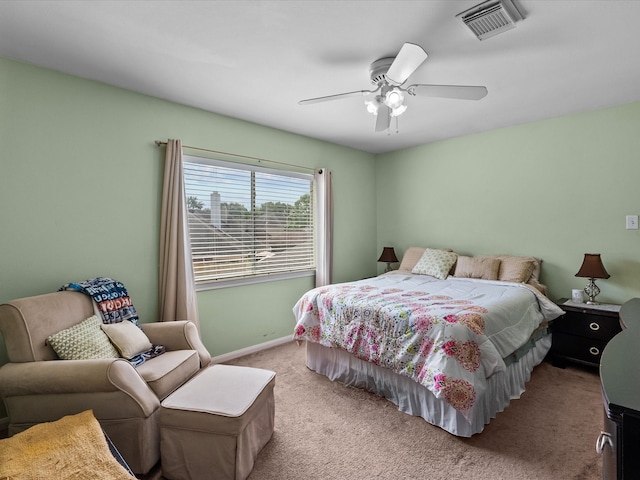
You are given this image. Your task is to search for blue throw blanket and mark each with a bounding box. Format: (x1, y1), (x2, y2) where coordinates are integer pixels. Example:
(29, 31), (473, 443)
(59, 277), (165, 366)
(59, 277), (139, 326)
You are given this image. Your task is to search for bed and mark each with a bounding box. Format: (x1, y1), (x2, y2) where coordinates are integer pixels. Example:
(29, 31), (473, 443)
(292, 247), (564, 437)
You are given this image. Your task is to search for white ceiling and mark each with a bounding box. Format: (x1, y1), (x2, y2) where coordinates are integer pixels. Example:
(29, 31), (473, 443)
(1, 0), (640, 154)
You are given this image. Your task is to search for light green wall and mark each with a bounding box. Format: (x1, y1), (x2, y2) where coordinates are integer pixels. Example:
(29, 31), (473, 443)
(376, 101), (640, 304)
(3, 54), (640, 422)
(0, 57), (378, 413)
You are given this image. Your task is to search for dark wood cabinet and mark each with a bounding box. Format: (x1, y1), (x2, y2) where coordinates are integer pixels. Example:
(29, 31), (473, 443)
(600, 298), (640, 479)
(550, 299), (621, 368)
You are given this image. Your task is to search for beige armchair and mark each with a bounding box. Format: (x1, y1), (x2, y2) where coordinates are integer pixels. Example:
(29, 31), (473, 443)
(0, 290), (211, 475)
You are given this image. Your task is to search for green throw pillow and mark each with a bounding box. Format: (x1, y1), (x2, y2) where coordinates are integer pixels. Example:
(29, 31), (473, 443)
(411, 248), (458, 280)
(47, 315), (120, 360)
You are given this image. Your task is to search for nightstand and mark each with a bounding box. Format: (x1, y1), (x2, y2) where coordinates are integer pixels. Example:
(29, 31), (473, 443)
(550, 298), (622, 369)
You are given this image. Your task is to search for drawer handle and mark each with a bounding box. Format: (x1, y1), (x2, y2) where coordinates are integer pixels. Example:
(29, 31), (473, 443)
(589, 322), (600, 331)
(596, 431), (612, 454)
(589, 346), (600, 356)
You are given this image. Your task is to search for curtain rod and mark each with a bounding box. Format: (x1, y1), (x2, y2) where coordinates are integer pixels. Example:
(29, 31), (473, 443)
(154, 140), (316, 173)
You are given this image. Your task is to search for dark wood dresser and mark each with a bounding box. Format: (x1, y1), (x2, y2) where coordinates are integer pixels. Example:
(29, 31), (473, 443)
(599, 298), (640, 479)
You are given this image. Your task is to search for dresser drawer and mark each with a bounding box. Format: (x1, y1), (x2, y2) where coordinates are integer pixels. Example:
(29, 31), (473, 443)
(552, 332), (606, 365)
(553, 310), (621, 341)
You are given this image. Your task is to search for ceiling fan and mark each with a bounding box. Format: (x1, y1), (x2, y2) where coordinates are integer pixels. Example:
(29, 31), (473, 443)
(299, 43), (488, 133)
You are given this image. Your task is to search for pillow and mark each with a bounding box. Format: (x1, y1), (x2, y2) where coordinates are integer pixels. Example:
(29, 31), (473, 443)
(453, 256), (501, 280)
(496, 256), (535, 283)
(398, 247), (426, 272)
(411, 248), (458, 280)
(491, 255), (542, 282)
(101, 321), (152, 359)
(399, 247), (454, 272)
(47, 315), (120, 360)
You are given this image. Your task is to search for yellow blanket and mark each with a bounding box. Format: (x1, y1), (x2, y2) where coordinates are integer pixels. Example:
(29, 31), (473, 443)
(0, 410), (134, 480)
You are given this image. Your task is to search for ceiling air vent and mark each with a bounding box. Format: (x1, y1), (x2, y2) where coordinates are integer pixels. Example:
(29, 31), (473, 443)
(456, 0), (524, 41)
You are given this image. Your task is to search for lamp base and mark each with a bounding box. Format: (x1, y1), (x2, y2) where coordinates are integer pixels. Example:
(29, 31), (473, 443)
(584, 278), (601, 305)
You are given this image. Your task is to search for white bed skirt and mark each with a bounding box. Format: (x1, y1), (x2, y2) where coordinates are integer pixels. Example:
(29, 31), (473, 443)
(305, 334), (551, 437)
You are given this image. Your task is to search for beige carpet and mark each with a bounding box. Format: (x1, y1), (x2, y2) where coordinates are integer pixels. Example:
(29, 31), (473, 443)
(224, 341), (602, 480)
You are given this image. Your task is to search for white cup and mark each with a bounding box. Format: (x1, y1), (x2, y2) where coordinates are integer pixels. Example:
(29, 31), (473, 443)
(572, 289), (584, 303)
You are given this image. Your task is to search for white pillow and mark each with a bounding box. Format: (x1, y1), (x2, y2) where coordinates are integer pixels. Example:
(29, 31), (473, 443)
(101, 321), (152, 359)
(411, 248), (458, 280)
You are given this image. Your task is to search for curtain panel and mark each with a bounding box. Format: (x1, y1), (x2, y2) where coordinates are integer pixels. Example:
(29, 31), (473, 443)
(159, 139), (200, 330)
(314, 168), (333, 287)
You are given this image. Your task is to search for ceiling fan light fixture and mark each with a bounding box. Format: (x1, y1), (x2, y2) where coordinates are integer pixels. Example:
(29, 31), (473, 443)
(384, 88), (404, 109)
(365, 97), (380, 115)
(390, 104), (407, 117)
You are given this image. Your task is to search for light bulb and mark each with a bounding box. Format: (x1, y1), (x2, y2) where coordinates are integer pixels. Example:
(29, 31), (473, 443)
(364, 97), (380, 115)
(390, 104), (407, 117)
(384, 88), (404, 109)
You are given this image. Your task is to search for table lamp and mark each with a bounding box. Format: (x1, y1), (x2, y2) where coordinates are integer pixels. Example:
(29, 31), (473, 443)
(575, 253), (610, 305)
(377, 247), (399, 273)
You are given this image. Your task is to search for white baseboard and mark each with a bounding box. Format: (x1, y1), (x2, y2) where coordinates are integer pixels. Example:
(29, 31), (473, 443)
(0, 416), (8, 430)
(210, 335), (293, 364)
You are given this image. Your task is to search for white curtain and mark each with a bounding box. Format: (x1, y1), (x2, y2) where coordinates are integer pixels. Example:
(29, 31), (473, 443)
(314, 168), (333, 287)
(159, 139), (200, 330)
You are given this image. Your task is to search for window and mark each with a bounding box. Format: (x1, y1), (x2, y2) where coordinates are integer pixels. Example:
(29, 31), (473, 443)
(183, 155), (315, 288)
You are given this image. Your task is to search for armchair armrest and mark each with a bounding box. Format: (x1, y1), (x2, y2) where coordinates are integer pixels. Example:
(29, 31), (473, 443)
(141, 321), (211, 367)
(0, 359), (159, 417)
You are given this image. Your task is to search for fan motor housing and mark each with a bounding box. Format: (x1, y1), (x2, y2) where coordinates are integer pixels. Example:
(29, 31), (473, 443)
(369, 58), (395, 86)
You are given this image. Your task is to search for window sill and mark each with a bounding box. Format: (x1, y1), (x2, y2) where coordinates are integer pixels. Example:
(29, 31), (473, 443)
(195, 269), (315, 291)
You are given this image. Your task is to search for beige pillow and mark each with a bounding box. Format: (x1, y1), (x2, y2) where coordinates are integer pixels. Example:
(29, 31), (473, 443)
(47, 315), (120, 360)
(411, 248), (458, 280)
(101, 321), (152, 359)
(398, 247), (426, 272)
(454, 256), (501, 280)
(496, 256), (535, 283)
(491, 255), (541, 282)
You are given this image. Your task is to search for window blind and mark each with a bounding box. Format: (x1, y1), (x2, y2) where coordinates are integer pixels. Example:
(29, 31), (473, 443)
(183, 155), (315, 286)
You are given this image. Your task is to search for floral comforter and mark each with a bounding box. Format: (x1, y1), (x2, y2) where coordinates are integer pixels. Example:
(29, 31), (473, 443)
(293, 272), (563, 421)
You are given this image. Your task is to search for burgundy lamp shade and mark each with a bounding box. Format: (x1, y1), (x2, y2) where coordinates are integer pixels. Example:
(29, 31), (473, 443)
(378, 247), (398, 273)
(575, 254), (610, 279)
(377, 247), (399, 264)
(575, 253), (609, 304)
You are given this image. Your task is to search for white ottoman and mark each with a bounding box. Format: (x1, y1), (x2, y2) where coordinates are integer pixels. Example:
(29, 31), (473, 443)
(160, 364), (276, 480)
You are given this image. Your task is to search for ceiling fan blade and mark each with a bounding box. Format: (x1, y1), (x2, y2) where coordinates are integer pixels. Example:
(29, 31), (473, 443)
(385, 43), (428, 87)
(299, 89), (378, 105)
(375, 104), (391, 132)
(407, 84), (488, 100)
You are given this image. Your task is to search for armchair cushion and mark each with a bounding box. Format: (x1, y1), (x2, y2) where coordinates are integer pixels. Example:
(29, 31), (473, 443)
(101, 321), (152, 359)
(47, 315), (120, 360)
(136, 350), (199, 400)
